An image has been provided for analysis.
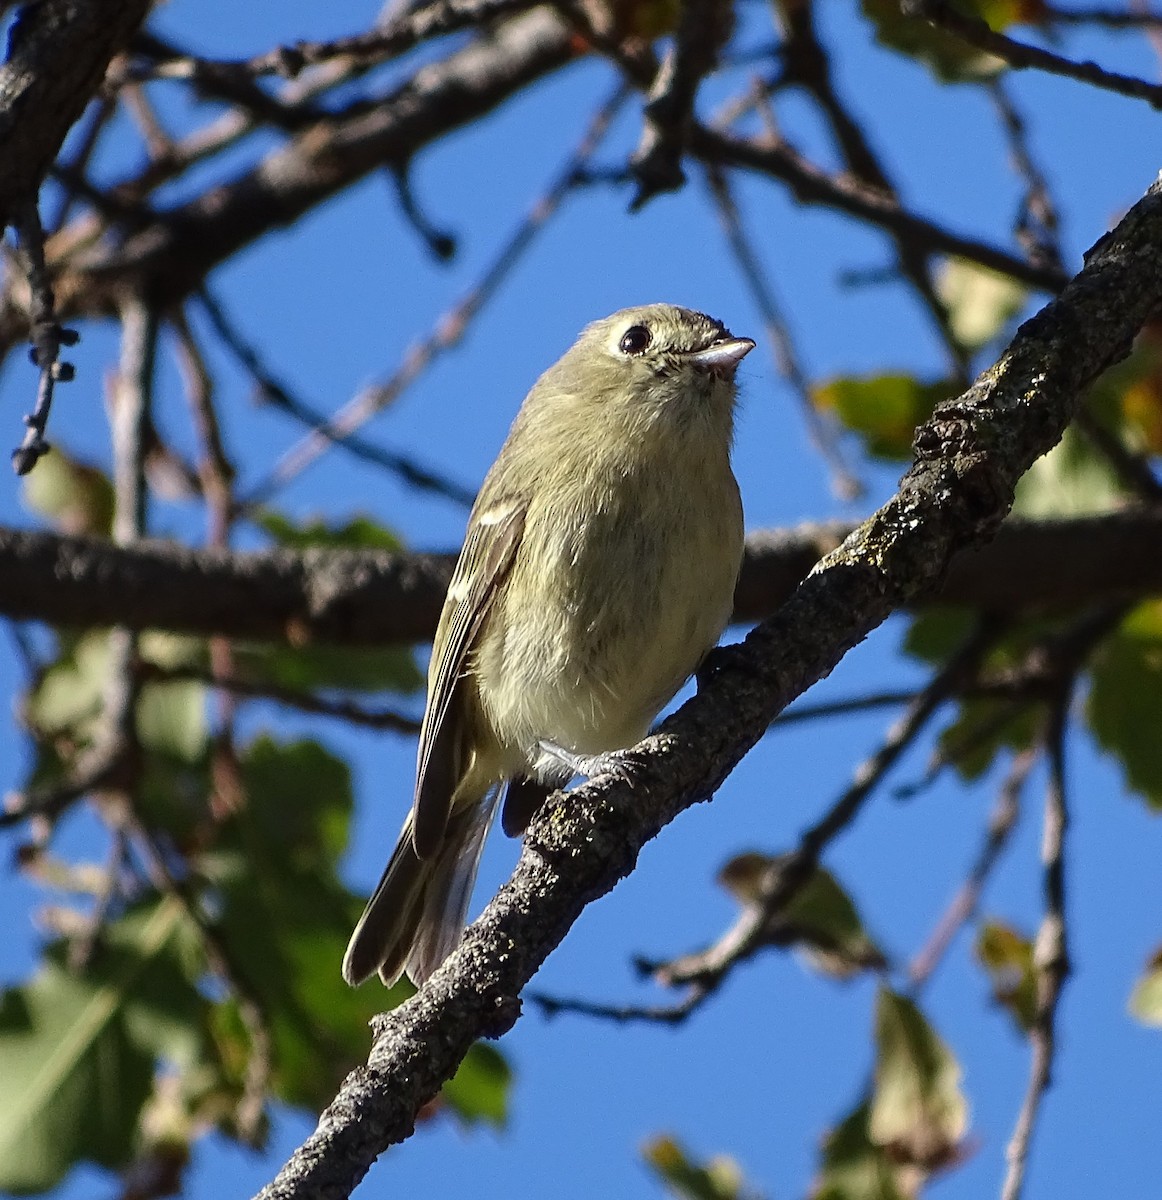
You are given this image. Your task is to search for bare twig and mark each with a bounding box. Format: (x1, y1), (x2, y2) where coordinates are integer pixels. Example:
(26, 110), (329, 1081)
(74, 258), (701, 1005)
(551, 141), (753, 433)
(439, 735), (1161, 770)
(122, 806), (272, 1144)
(630, 0), (732, 207)
(1000, 697), (1072, 1200)
(703, 163), (864, 500)
(47, 95), (116, 232)
(241, 82), (630, 505)
(10, 202), (79, 474)
(1039, 3), (1162, 26)
(193, 288), (476, 510)
(909, 0), (1162, 108)
(774, 689), (920, 725)
(906, 746), (1036, 989)
(987, 80), (1063, 272)
(773, 0), (971, 379)
(171, 308), (237, 545)
(136, 660), (422, 735)
(691, 125), (1069, 293)
(136, 0), (542, 80)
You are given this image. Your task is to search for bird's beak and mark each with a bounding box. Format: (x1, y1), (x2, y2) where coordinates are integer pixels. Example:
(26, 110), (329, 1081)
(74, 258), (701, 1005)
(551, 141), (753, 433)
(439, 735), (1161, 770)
(687, 336), (756, 375)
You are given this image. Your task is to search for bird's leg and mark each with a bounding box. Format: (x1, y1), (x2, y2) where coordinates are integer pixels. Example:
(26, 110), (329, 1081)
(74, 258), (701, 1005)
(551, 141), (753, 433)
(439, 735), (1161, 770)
(537, 740), (637, 784)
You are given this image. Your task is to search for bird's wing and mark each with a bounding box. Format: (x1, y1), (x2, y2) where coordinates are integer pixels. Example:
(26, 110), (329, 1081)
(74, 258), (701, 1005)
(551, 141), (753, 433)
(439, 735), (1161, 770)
(411, 496), (526, 859)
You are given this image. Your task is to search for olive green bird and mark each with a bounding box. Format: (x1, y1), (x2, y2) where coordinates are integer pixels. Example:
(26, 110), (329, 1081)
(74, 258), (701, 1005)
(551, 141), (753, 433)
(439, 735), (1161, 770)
(342, 303), (755, 988)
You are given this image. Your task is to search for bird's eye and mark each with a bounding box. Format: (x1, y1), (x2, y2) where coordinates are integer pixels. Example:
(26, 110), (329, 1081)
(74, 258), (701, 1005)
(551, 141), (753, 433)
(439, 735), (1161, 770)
(618, 325), (651, 355)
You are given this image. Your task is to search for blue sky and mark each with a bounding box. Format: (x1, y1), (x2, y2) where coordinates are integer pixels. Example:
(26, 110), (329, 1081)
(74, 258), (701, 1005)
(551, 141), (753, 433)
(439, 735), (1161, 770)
(1, 1), (1161, 1198)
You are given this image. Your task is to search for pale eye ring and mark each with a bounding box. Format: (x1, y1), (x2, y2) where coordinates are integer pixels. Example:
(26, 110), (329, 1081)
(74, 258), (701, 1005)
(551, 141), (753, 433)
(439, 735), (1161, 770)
(618, 325), (651, 355)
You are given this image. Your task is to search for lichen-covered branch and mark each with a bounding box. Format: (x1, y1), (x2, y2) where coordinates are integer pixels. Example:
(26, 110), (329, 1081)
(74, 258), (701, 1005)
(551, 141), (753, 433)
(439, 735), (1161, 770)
(252, 178), (1162, 1200)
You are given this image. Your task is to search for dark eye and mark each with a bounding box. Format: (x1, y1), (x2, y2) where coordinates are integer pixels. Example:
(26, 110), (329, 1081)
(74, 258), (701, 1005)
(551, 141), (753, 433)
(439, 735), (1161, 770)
(618, 325), (651, 355)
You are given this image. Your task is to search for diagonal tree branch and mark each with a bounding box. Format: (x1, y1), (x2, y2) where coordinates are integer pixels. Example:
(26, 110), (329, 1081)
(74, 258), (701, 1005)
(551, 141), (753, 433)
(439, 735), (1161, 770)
(0, 0), (153, 233)
(252, 178), (1162, 1200)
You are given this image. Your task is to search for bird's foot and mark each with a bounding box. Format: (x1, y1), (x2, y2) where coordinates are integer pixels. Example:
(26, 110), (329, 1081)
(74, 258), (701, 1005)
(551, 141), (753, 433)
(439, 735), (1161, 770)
(537, 740), (637, 785)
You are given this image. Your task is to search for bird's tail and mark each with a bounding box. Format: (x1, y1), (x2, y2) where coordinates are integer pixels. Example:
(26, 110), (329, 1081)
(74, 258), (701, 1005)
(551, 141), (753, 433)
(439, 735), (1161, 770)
(342, 789), (499, 988)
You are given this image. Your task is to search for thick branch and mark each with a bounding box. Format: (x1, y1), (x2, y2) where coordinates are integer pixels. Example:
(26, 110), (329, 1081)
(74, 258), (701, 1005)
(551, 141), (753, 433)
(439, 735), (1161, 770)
(1, 509), (1160, 645)
(253, 182), (1162, 1200)
(0, 0), (152, 232)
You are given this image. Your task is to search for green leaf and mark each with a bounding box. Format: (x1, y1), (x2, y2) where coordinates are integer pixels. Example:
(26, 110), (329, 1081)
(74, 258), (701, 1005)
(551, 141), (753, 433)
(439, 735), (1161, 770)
(0, 899), (202, 1193)
(22, 448), (114, 537)
(1012, 425), (1125, 517)
(136, 680), (208, 764)
(869, 988), (968, 1170)
(642, 1134), (757, 1200)
(813, 374), (955, 460)
(441, 1043), (512, 1127)
(203, 734), (509, 1119)
(718, 854), (886, 979)
(936, 696), (1040, 781)
(256, 509), (404, 552)
(860, 0), (1022, 82)
(25, 631), (110, 746)
(232, 639), (423, 695)
(902, 609), (978, 665)
(812, 1102), (910, 1200)
(1129, 946), (1162, 1027)
(976, 919), (1036, 1033)
(1087, 600), (1162, 809)
(936, 258), (1026, 350)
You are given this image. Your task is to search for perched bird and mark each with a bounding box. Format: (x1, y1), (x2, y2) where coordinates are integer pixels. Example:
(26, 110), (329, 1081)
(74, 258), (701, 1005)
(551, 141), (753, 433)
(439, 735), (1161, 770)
(342, 303), (754, 987)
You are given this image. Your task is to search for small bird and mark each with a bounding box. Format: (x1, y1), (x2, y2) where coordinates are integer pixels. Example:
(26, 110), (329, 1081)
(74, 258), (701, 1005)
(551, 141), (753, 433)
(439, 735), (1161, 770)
(342, 303), (754, 987)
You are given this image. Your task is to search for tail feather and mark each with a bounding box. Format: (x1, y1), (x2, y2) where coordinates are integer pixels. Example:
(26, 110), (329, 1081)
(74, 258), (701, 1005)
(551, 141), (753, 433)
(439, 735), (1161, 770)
(403, 790), (499, 985)
(342, 790), (499, 988)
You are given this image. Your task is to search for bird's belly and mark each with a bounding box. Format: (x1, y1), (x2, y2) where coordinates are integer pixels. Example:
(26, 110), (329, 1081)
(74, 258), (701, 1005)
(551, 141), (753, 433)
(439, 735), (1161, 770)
(475, 491), (740, 773)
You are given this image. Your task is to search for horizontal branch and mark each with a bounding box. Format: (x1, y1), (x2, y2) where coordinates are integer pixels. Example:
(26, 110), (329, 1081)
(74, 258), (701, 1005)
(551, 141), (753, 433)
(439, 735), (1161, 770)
(1, 509), (1160, 647)
(255, 180), (1162, 1200)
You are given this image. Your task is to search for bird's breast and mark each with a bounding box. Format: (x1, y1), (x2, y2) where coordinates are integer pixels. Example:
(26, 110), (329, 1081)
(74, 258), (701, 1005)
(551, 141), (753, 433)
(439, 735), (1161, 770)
(474, 445), (742, 768)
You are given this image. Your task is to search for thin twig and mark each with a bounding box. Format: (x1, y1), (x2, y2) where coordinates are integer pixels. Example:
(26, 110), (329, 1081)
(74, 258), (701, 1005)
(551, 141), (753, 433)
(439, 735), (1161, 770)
(136, 660), (421, 734)
(240, 82), (630, 505)
(193, 288), (476, 511)
(11, 202), (79, 474)
(47, 95), (116, 233)
(773, 689), (920, 724)
(1039, 2), (1162, 26)
(1000, 696), (1072, 1200)
(987, 80), (1063, 273)
(135, 0), (541, 80)
(909, 0), (1162, 108)
(906, 746), (1036, 990)
(691, 125), (1069, 293)
(703, 163), (865, 500)
(773, 0), (971, 380)
(122, 805), (272, 1144)
(630, 0), (731, 207)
